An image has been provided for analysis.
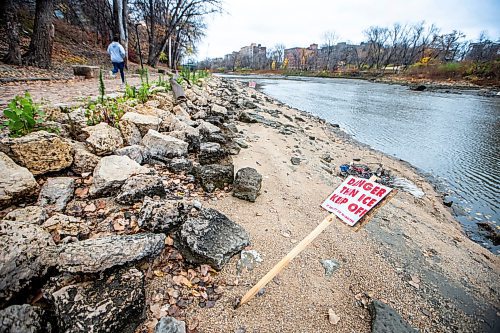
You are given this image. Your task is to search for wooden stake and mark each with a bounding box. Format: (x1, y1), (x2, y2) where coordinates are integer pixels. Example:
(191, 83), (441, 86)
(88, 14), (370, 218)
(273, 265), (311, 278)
(237, 214), (336, 308)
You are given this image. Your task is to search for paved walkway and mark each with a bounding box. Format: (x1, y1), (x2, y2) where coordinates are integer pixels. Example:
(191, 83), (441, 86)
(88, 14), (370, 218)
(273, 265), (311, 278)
(0, 72), (160, 108)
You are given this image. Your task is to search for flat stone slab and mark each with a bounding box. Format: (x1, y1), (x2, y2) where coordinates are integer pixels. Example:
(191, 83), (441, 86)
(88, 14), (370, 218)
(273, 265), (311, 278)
(52, 233), (166, 273)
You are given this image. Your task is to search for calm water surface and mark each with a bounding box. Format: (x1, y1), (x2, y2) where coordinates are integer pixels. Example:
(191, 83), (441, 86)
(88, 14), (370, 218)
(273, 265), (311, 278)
(221, 75), (500, 252)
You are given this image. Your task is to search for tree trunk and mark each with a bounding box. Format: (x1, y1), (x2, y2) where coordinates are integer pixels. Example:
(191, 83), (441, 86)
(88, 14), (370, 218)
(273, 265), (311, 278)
(121, 0), (128, 56)
(3, 0), (22, 65)
(24, 0), (54, 68)
(147, 0), (156, 66)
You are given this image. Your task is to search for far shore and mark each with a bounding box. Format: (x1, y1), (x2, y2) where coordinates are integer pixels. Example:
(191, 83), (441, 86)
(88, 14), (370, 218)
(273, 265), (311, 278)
(214, 70), (500, 95)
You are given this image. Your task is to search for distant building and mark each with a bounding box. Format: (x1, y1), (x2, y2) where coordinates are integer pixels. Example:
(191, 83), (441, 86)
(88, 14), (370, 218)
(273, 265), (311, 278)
(284, 44), (318, 70)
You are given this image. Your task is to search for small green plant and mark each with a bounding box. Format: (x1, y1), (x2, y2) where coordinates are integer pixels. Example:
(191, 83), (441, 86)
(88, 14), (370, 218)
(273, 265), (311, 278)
(1, 92), (45, 137)
(138, 82), (150, 103)
(154, 75), (172, 91)
(139, 68), (149, 85)
(159, 52), (168, 63)
(85, 99), (126, 127)
(99, 68), (105, 103)
(124, 84), (137, 99)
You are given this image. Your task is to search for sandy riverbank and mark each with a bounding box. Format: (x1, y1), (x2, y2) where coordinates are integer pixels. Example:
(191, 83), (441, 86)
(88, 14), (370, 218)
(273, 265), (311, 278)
(187, 77), (499, 332)
(1, 73), (498, 333)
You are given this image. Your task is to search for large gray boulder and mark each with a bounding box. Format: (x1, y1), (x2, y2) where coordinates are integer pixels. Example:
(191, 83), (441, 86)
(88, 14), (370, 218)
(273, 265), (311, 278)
(70, 142), (100, 175)
(369, 299), (417, 333)
(233, 167), (262, 202)
(0, 221), (54, 306)
(3, 206), (47, 225)
(53, 233), (166, 273)
(211, 104), (228, 117)
(177, 208), (250, 270)
(0, 131), (73, 175)
(168, 126), (201, 153)
(155, 316), (186, 333)
(0, 304), (53, 333)
(52, 267), (145, 333)
(116, 174), (166, 205)
(142, 129), (188, 160)
(0, 152), (39, 208)
(89, 155), (148, 197)
(83, 122), (124, 156)
(163, 157), (193, 174)
(121, 112), (161, 136)
(114, 145), (149, 165)
(137, 197), (188, 233)
(197, 120), (221, 136)
(194, 163), (234, 192)
(38, 177), (75, 212)
(198, 142), (227, 165)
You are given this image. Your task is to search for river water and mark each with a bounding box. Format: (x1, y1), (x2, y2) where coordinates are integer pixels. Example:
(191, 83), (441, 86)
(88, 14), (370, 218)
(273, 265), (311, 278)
(220, 75), (500, 253)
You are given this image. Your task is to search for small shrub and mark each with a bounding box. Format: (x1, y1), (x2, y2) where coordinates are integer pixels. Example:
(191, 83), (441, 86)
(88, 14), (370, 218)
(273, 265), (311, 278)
(1, 92), (45, 137)
(138, 82), (150, 103)
(159, 52), (168, 63)
(85, 99), (126, 127)
(124, 84), (137, 99)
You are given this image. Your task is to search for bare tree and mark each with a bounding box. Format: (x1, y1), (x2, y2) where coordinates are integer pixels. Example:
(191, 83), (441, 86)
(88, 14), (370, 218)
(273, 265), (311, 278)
(321, 31), (338, 70)
(432, 30), (466, 61)
(131, 0), (221, 67)
(364, 26), (389, 69)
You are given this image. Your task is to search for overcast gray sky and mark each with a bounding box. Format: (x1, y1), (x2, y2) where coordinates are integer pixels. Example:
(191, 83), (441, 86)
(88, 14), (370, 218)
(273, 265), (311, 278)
(195, 0), (500, 59)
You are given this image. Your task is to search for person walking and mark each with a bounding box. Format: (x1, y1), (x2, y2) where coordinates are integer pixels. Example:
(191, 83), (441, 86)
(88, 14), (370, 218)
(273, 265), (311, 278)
(107, 36), (126, 87)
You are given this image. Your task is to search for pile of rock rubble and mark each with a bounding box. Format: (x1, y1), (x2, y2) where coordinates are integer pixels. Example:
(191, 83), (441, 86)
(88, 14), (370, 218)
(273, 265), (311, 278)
(0, 76), (265, 332)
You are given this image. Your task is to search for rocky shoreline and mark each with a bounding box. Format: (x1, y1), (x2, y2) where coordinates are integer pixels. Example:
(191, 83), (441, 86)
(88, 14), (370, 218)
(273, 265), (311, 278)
(1, 75), (499, 332)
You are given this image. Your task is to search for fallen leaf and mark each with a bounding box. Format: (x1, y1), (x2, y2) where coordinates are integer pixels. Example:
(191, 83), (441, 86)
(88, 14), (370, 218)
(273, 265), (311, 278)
(75, 187), (88, 198)
(328, 308), (340, 325)
(173, 275), (192, 288)
(153, 270), (164, 277)
(113, 221), (125, 231)
(188, 318), (199, 330)
(96, 200), (106, 210)
(165, 236), (174, 246)
(84, 203), (96, 213)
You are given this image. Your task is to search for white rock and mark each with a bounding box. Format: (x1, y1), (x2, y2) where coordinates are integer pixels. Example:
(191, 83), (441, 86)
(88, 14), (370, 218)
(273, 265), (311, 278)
(89, 155), (148, 196)
(0, 152), (38, 208)
(142, 129), (188, 159)
(84, 123), (124, 156)
(121, 112), (161, 136)
(197, 120), (221, 135)
(211, 104), (227, 116)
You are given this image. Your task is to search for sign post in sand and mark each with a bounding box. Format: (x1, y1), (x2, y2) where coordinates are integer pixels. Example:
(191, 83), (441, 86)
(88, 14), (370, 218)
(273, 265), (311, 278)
(237, 176), (395, 307)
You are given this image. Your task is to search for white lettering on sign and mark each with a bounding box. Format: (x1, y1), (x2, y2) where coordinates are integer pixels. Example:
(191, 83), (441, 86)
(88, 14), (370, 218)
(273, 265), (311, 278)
(321, 176), (392, 226)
